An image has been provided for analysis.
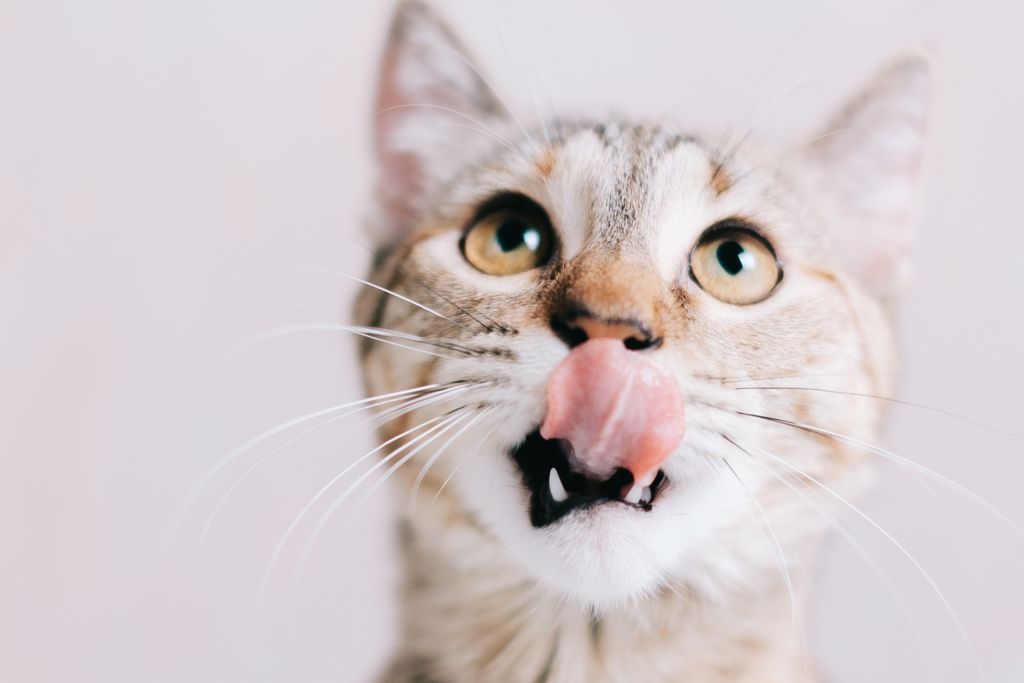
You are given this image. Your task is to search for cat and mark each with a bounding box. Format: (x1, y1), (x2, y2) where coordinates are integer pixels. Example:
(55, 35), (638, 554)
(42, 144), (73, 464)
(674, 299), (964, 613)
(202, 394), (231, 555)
(355, 2), (929, 681)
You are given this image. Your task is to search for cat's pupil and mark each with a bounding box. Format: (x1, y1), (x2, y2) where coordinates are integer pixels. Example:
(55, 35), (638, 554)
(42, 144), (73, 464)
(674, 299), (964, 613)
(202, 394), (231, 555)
(496, 219), (539, 252)
(716, 241), (746, 275)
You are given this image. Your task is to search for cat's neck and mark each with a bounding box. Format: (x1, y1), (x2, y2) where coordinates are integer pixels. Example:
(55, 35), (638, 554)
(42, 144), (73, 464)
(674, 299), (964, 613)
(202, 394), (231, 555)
(380, 473), (815, 683)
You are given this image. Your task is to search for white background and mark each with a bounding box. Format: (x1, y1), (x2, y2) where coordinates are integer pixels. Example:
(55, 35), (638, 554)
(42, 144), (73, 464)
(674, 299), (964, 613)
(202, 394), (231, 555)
(2, 1), (1022, 681)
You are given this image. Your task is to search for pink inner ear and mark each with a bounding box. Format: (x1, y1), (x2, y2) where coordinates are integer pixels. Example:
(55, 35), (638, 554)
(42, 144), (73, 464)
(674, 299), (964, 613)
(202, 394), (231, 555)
(377, 150), (422, 241)
(374, 46), (425, 241)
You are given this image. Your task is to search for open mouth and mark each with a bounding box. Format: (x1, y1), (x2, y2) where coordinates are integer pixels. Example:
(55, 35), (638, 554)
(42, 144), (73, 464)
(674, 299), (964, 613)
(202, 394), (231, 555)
(510, 429), (667, 528)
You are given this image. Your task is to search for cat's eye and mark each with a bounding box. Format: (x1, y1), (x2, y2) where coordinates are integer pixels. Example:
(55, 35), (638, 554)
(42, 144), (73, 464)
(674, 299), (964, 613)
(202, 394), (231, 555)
(462, 197), (554, 276)
(689, 226), (781, 305)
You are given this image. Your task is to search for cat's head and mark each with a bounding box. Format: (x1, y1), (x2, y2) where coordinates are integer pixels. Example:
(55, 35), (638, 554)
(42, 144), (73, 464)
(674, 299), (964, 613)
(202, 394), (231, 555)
(356, 1), (929, 607)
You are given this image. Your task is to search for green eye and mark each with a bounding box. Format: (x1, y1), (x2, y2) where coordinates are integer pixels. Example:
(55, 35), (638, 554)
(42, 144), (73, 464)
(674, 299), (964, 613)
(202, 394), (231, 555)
(690, 228), (781, 304)
(462, 204), (553, 276)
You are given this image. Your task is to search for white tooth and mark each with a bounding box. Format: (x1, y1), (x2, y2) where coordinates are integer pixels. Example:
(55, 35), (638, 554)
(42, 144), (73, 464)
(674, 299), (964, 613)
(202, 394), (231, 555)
(640, 487), (652, 504)
(624, 482), (642, 504)
(549, 468), (568, 502)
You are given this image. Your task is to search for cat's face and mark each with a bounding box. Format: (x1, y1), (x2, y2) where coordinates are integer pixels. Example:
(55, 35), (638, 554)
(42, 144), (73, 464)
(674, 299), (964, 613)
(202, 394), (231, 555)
(357, 2), (927, 607)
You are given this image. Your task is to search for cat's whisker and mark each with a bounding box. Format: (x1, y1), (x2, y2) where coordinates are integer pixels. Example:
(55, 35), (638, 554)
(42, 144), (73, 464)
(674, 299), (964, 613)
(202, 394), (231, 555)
(409, 407), (494, 514)
(353, 408), (481, 525)
(720, 458), (798, 622)
(717, 82), (818, 177)
(362, 383), (481, 430)
(200, 383), (479, 541)
(273, 300), (479, 355)
(286, 410), (471, 609)
(723, 435), (938, 682)
(383, 261), (505, 334)
(251, 412), (462, 622)
(732, 435), (983, 682)
(429, 421), (502, 508)
(322, 270), (475, 333)
(719, 11), (884, 186)
(344, 238), (508, 334)
(733, 385), (1021, 437)
(475, 5), (555, 144)
(223, 323), (477, 369)
(715, 370), (881, 384)
(711, 7), (828, 182)
(661, 580), (697, 608)
(164, 382), (460, 550)
(486, 21), (551, 145)
(737, 411), (1024, 546)
(355, 329), (470, 358)
(720, 454), (814, 683)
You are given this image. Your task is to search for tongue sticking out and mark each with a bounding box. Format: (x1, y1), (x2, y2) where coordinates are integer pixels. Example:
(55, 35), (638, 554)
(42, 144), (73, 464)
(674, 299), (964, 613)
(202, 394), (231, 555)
(540, 338), (686, 491)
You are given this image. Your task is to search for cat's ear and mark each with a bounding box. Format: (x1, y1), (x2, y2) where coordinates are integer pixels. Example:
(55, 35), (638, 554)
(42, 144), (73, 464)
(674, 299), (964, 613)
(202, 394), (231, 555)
(373, 1), (502, 248)
(801, 52), (931, 301)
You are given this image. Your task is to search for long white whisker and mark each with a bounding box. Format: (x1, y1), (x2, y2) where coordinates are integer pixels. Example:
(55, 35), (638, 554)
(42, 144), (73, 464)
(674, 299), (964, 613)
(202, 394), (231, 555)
(744, 439), (983, 681)
(430, 421), (501, 507)
(721, 458), (798, 620)
(721, 454), (814, 683)
(717, 370), (886, 384)
(353, 410), (477, 525)
(473, 6), (549, 144)
(354, 327), (479, 354)
(335, 239), (504, 334)
(409, 407), (493, 514)
(739, 412), (1024, 544)
(314, 269), (474, 333)
(164, 383), (456, 550)
(718, 82), (816, 172)
(286, 412), (469, 607)
(200, 384), (477, 540)
(201, 392), (423, 540)
(352, 331), (460, 359)
(724, 436), (937, 682)
(218, 323), (483, 379)
(734, 385), (1020, 436)
(714, 6), (830, 173)
(250, 413), (455, 622)
(360, 383), (478, 431)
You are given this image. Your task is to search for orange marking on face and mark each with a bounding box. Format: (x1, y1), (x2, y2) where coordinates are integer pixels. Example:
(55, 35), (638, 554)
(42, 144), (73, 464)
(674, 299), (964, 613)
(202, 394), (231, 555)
(535, 148), (557, 178)
(710, 164), (731, 196)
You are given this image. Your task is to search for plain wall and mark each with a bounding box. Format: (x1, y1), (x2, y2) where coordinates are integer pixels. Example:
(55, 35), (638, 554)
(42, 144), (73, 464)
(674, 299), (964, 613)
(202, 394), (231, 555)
(1, 0), (1022, 681)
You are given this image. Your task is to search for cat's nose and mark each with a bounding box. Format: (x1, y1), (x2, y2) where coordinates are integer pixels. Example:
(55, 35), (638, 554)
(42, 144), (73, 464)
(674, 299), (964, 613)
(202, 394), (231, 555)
(552, 311), (660, 351)
(548, 254), (667, 351)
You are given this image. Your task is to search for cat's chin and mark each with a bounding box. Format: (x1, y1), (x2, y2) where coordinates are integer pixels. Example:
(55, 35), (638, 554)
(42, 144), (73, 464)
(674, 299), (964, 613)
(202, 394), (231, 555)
(525, 500), (689, 606)
(455, 441), (706, 607)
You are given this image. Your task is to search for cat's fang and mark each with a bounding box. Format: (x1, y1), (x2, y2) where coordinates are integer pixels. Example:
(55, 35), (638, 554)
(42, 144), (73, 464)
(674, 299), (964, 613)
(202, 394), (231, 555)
(640, 487), (652, 505)
(623, 482), (643, 504)
(549, 468), (568, 502)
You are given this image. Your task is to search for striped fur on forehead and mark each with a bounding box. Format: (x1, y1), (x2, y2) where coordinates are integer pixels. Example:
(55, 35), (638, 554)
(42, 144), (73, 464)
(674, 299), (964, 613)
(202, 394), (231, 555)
(574, 122), (693, 249)
(401, 119), (799, 279)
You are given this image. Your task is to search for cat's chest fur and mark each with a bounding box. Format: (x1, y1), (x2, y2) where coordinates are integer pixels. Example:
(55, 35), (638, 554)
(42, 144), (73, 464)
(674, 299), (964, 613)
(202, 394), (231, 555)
(356, 2), (929, 681)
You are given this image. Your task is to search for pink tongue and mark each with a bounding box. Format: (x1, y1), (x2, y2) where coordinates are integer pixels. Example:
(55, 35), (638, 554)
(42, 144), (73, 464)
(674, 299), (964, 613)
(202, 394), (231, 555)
(540, 338), (685, 488)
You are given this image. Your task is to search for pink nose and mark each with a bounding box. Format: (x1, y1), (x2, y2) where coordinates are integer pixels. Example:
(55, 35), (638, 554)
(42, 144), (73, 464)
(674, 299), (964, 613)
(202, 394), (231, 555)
(540, 338), (686, 488)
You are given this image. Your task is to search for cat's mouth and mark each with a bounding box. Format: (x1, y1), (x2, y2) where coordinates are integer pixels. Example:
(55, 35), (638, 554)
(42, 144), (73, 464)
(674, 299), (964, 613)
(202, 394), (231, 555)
(510, 429), (666, 528)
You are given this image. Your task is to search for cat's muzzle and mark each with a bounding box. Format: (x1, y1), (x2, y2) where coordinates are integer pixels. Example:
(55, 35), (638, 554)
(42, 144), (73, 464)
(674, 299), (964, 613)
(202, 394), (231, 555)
(510, 429), (666, 528)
